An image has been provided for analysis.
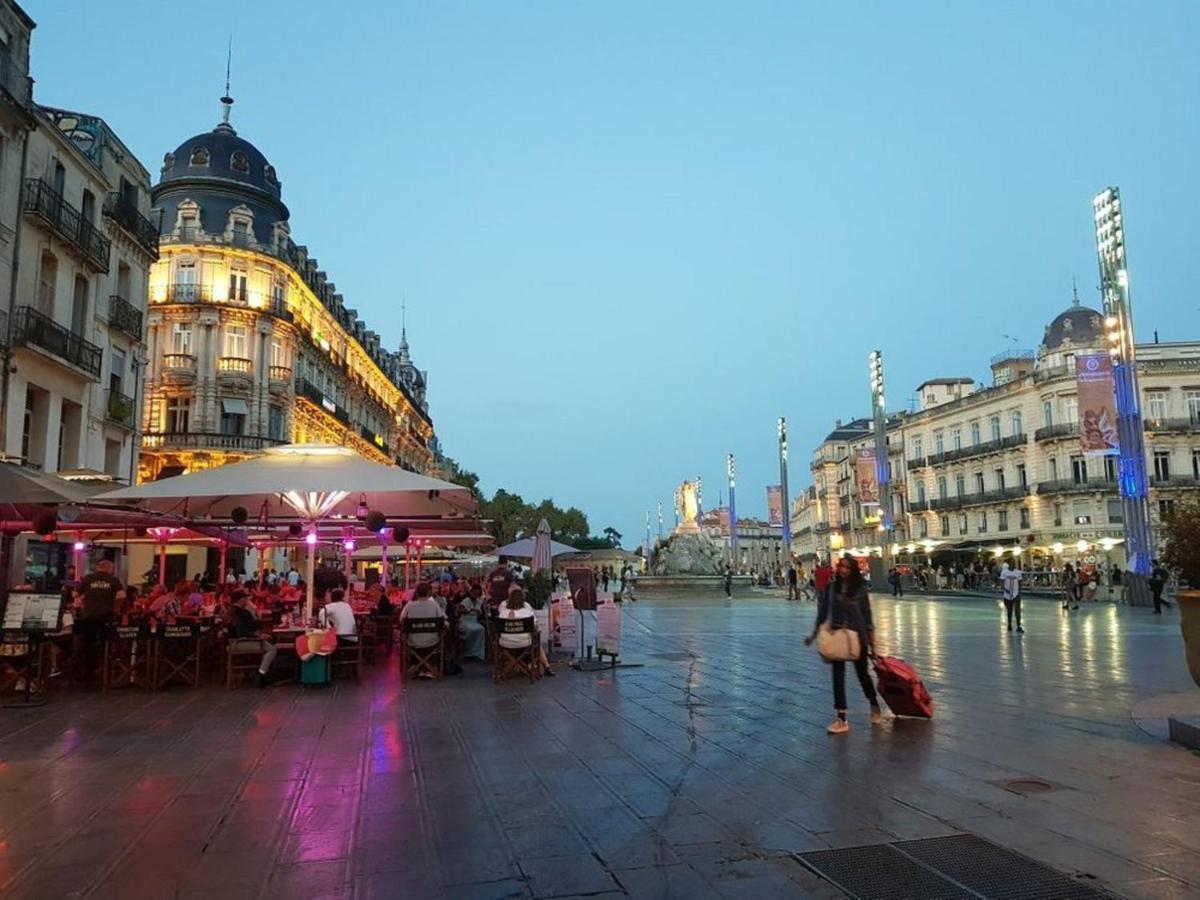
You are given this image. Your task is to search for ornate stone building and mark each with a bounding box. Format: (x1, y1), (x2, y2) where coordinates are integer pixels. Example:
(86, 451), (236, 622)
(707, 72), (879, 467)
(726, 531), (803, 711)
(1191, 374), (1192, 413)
(139, 98), (434, 481)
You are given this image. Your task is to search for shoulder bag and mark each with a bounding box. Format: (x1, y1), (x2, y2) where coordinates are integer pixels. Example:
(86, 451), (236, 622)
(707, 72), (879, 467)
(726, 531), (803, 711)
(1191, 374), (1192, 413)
(816, 622), (861, 663)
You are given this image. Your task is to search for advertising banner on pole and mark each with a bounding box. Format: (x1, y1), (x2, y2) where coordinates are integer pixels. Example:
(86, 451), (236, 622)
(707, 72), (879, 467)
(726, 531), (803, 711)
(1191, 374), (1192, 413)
(855, 448), (879, 505)
(1076, 354), (1119, 456)
(596, 596), (621, 658)
(766, 486), (783, 526)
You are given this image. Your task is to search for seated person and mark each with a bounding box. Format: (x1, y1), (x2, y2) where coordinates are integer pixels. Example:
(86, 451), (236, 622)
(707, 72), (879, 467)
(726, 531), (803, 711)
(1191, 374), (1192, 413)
(150, 583), (183, 618)
(228, 591), (277, 687)
(497, 586), (554, 676)
(397, 582), (444, 651)
(182, 582), (205, 616)
(319, 588), (358, 645)
(458, 584), (486, 661)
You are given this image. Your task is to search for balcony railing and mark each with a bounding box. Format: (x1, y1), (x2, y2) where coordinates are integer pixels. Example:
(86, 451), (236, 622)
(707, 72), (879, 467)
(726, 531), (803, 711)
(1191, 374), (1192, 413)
(1036, 477), (1116, 496)
(906, 456), (927, 469)
(107, 294), (143, 340)
(1034, 423), (1077, 442)
(102, 192), (159, 258)
(157, 283), (212, 304)
(105, 389), (135, 429)
(1145, 418), (1200, 434)
(217, 356), (253, 374)
(23, 179), (111, 272)
(141, 432), (285, 453)
(1151, 475), (1200, 488)
(926, 433), (1027, 466)
(162, 353), (197, 370)
(296, 378), (351, 426)
(9, 306), (102, 378)
(268, 365), (293, 383)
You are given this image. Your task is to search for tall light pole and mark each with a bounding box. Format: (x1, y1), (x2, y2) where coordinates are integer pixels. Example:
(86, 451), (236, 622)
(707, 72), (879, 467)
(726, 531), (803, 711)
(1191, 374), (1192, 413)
(656, 501), (664, 541)
(1095, 187), (1152, 605)
(868, 351), (894, 564)
(727, 453), (738, 570)
(645, 510), (652, 569)
(777, 418), (791, 556)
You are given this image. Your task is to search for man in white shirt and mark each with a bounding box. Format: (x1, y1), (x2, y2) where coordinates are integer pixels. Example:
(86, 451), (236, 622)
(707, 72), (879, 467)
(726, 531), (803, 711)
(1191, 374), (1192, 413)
(319, 589), (358, 645)
(1000, 561), (1024, 633)
(286, 568), (300, 588)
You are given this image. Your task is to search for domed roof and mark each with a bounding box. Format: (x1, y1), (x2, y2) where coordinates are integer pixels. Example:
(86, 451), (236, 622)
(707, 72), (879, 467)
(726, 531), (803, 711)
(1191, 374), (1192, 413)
(1042, 300), (1104, 351)
(158, 122), (281, 200)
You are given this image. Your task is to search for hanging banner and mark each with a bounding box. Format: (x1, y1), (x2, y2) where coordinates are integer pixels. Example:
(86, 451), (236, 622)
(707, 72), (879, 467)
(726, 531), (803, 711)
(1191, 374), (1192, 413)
(766, 486), (783, 526)
(856, 448), (879, 505)
(596, 596), (621, 658)
(1076, 354), (1119, 456)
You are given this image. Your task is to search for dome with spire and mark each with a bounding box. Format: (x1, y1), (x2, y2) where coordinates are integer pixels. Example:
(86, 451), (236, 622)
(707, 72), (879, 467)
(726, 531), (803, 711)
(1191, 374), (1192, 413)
(1041, 290), (1104, 352)
(158, 121), (281, 201)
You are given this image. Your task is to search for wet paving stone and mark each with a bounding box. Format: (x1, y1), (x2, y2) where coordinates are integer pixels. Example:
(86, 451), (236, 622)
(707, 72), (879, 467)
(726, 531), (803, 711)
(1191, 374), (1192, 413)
(0, 591), (1197, 898)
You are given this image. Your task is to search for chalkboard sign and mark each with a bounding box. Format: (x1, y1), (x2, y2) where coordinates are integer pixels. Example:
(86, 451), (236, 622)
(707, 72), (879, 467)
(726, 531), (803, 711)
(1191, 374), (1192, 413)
(1, 592), (66, 633)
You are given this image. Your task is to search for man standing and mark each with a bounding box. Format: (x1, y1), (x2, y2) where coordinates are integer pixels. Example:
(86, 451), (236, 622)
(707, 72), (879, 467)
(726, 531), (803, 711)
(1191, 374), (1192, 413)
(75, 559), (125, 681)
(813, 558), (833, 604)
(1149, 560), (1171, 614)
(1000, 561), (1024, 633)
(786, 563), (798, 601)
(488, 559), (514, 608)
(723, 564), (733, 599)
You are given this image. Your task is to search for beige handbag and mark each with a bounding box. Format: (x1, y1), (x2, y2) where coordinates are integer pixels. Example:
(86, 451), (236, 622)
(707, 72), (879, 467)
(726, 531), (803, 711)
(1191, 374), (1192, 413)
(816, 623), (861, 663)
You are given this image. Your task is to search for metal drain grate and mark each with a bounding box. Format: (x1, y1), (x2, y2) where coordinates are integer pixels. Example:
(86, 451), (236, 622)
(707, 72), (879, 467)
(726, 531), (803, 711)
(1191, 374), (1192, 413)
(894, 835), (1117, 900)
(797, 834), (1120, 900)
(798, 844), (973, 899)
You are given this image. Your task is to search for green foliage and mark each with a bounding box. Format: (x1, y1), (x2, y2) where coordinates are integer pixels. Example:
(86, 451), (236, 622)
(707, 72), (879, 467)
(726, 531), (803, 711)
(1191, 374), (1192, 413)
(1161, 497), (1200, 587)
(523, 569), (555, 610)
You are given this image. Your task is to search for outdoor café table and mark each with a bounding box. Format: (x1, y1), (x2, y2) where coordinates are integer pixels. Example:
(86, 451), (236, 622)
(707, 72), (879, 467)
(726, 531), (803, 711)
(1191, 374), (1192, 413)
(149, 620), (203, 690)
(103, 621), (152, 690)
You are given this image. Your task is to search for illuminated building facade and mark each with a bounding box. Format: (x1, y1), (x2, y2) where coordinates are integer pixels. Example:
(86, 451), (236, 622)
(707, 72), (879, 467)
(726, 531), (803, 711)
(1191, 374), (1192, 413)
(140, 98), (434, 481)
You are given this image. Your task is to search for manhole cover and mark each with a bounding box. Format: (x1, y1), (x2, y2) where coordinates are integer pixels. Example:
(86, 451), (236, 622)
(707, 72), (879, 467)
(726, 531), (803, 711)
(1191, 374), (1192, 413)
(1003, 779), (1055, 796)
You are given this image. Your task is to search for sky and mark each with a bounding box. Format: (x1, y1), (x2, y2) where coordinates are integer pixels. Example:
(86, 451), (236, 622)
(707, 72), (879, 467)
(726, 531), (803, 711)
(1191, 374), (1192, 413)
(23, 1), (1200, 546)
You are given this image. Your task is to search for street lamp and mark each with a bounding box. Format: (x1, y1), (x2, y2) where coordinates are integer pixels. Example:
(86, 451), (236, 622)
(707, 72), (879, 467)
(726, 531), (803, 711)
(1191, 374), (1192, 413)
(777, 418), (791, 554)
(868, 351), (893, 562)
(1094, 187), (1153, 605)
(727, 453), (738, 569)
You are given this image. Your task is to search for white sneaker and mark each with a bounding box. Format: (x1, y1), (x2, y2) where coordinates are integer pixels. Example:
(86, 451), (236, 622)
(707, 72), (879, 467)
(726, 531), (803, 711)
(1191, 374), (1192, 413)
(826, 718), (849, 735)
(871, 708), (885, 726)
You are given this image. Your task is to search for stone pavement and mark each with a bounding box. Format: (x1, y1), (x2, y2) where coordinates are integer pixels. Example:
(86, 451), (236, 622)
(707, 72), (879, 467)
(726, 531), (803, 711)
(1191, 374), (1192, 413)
(0, 590), (1198, 899)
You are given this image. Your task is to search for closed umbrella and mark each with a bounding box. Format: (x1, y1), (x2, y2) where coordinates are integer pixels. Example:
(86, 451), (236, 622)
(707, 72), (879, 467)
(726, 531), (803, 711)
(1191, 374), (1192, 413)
(531, 518), (553, 574)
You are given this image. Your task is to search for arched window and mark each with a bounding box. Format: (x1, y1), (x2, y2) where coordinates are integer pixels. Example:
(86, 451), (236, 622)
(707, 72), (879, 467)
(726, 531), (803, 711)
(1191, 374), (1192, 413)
(230, 151), (249, 174)
(189, 145), (209, 166)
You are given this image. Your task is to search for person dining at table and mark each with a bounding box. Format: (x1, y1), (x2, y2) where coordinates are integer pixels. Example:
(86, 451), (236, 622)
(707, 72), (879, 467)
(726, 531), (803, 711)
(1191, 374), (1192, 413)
(319, 588), (358, 645)
(498, 586), (554, 676)
(397, 582), (445, 661)
(458, 584), (487, 661)
(229, 591), (277, 687)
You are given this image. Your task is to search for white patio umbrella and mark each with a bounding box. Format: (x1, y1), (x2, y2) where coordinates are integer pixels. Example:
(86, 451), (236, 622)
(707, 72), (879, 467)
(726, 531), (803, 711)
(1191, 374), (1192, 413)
(493, 535), (579, 561)
(531, 518), (554, 574)
(95, 444), (477, 619)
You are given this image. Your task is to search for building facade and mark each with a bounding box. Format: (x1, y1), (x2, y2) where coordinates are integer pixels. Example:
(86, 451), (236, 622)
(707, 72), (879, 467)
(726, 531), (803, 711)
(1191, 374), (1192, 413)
(139, 100), (434, 482)
(0, 2), (156, 482)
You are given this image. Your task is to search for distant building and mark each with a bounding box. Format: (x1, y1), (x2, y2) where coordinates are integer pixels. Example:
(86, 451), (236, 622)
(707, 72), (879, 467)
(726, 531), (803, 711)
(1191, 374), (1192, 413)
(700, 508), (785, 572)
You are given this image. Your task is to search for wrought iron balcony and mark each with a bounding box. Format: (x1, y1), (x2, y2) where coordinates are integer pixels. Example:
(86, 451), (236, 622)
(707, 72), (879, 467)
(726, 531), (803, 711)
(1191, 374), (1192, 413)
(9, 306), (102, 378)
(141, 432), (284, 453)
(1036, 477), (1116, 496)
(1034, 423), (1077, 442)
(926, 433), (1027, 466)
(102, 192), (159, 259)
(107, 295), (143, 340)
(157, 283), (212, 304)
(1151, 475), (1200, 488)
(297, 378), (351, 426)
(105, 389), (135, 429)
(360, 425), (387, 449)
(23, 179), (111, 271)
(906, 456), (927, 469)
(1144, 418), (1200, 433)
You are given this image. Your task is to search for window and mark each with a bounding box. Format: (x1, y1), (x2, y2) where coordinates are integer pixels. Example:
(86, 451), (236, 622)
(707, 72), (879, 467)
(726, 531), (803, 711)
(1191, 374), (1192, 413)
(1154, 450), (1171, 483)
(937, 476), (947, 499)
(1065, 397), (1078, 425)
(940, 515), (950, 537)
(1019, 507), (1030, 529)
(37, 250), (57, 315)
(916, 481), (926, 503)
(1054, 503), (1063, 527)
(1049, 457), (1058, 481)
(1071, 456), (1088, 485)
(1042, 401), (1053, 427)
(912, 436), (923, 459)
(1104, 456), (1117, 483)
(952, 426), (962, 451)
(71, 275), (88, 335)
(955, 474), (965, 497)
(270, 338), (284, 367)
(934, 431), (944, 454)
(958, 513), (967, 535)
(271, 280), (286, 310)
(970, 422), (981, 446)
(110, 347), (125, 394)
(1187, 391), (1200, 425)
(223, 324), (247, 358)
(165, 397), (190, 433)
(268, 405), (284, 441)
(990, 416), (1001, 442)
(81, 189), (95, 225)
(220, 398), (247, 435)
(973, 472), (985, 494)
(998, 510), (1008, 532)
(1146, 390), (1168, 423)
(171, 323), (193, 354)
(1193, 449), (1200, 479)
(1016, 463), (1026, 486)
(1159, 499), (1175, 519)
(1072, 499), (1090, 524)
(228, 269), (247, 303)
(994, 468), (1005, 490)
(176, 261), (197, 299)
(1010, 410), (1023, 435)
(1107, 499), (1123, 524)
(978, 512), (988, 533)
(918, 519), (928, 538)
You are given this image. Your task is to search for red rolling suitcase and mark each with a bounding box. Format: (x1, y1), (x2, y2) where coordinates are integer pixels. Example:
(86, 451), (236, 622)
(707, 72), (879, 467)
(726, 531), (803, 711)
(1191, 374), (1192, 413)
(872, 655), (933, 718)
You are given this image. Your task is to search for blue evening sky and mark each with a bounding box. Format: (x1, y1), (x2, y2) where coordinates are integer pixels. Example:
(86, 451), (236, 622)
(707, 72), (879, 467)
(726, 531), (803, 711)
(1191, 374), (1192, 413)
(24, 1), (1200, 545)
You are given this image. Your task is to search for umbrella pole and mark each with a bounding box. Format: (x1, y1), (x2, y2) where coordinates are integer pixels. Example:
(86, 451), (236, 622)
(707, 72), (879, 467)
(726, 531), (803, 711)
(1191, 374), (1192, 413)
(404, 542), (411, 588)
(257, 544), (268, 586)
(416, 542), (423, 582)
(158, 540), (167, 586)
(304, 537), (316, 623)
(219, 541), (228, 585)
(380, 536), (389, 589)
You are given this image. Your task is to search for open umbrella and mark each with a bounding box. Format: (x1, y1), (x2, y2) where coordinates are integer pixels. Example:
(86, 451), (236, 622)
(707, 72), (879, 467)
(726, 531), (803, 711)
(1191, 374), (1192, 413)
(493, 535), (579, 561)
(95, 444), (478, 619)
(531, 518), (553, 574)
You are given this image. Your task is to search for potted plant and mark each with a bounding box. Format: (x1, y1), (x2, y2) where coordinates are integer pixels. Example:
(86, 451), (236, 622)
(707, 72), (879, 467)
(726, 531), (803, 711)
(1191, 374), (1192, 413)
(524, 570), (555, 611)
(1159, 498), (1200, 688)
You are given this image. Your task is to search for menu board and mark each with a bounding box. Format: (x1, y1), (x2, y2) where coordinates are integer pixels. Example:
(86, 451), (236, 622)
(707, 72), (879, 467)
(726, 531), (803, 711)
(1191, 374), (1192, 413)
(557, 593), (577, 657)
(2, 592), (65, 632)
(565, 567), (597, 611)
(596, 595), (620, 658)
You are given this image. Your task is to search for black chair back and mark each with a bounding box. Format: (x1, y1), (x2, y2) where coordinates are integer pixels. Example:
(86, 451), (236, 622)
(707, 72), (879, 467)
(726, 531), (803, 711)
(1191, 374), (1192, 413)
(404, 617), (444, 635)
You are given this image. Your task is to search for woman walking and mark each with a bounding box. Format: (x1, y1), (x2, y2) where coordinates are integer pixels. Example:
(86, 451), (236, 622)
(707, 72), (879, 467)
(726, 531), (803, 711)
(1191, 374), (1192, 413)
(805, 555), (884, 735)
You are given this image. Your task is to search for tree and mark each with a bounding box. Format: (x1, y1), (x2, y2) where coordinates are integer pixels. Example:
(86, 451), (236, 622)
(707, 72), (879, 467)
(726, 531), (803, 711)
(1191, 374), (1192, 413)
(1161, 497), (1200, 587)
(602, 527), (623, 549)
